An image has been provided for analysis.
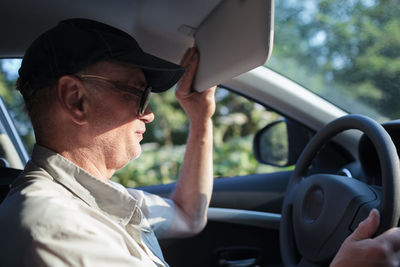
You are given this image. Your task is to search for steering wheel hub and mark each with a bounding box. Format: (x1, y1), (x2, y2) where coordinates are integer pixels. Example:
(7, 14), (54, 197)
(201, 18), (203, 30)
(302, 186), (324, 223)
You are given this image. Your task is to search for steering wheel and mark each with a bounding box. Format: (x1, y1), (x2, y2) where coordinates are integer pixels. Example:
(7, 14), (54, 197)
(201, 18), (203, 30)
(280, 114), (400, 267)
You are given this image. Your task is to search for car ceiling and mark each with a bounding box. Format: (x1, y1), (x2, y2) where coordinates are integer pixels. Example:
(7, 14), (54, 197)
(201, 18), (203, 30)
(0, 0), (222, 63)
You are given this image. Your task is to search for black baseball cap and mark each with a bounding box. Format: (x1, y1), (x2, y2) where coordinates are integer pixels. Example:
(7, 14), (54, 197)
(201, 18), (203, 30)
(18, 18), (185, 98)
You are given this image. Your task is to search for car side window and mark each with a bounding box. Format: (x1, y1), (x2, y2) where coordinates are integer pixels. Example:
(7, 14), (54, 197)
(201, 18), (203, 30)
(0, 100), (26, 169)
(1, 59), (289, 185)
(0, 59), (30, 168)
(113, 87), (289, 187)
(212, 87), (288, 177)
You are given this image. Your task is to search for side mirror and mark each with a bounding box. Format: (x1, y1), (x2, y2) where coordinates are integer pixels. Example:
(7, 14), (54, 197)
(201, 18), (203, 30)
(253, 119), (313, 167)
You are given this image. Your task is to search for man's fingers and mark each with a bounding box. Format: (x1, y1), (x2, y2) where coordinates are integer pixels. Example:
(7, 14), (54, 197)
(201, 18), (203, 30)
(350, 209), (380, 242)
(182, 49), (199, 79)
(351, 209), (400, 252)
(180, 47), (194, 67)
(177, 47), (199, 95)
(376, 227), (400, 252)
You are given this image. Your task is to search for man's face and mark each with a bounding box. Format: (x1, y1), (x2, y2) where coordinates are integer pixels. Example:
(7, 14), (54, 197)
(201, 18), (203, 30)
(83, 61), (154, 169)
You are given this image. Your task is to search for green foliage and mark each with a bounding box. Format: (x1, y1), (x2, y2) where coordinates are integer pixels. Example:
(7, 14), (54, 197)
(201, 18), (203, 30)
(113, 88), (285, 187)
(112, 143), (185, 187)
(144, 91), (188, 146)
(269, 0), (400, 121)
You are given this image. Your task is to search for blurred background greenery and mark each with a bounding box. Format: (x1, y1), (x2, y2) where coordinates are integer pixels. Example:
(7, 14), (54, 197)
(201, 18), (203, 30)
(268, 0), (400, 121)
(112, 88), (282, 187)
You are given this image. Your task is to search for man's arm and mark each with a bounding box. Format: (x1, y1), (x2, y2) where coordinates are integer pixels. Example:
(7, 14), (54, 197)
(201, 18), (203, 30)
(331, 209), (400, 267)
(163, 47), (216, 237)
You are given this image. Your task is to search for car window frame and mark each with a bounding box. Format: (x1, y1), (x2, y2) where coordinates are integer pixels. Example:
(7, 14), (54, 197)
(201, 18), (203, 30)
(0, 96), (29, 167)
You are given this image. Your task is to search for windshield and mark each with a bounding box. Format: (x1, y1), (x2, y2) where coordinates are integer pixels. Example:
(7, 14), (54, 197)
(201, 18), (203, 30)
(266, 0), (400, 122)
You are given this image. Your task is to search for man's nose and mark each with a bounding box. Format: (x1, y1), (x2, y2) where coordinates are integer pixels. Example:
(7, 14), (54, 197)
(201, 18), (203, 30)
(139, 107), (154, 123)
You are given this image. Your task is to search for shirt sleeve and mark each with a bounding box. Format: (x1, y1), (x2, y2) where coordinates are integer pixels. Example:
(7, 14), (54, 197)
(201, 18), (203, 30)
(126, 188), (176, 238)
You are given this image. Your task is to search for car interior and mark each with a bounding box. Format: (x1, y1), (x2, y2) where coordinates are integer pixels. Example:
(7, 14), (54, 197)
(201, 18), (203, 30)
(1, 0), (400, 266)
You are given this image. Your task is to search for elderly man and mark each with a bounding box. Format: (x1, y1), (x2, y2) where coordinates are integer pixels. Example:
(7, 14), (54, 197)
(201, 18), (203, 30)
(0, 18), (214, 266)
(1, 18), (400, 267)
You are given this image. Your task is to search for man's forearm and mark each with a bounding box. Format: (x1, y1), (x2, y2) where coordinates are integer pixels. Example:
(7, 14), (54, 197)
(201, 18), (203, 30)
(170, 118), (213, 234)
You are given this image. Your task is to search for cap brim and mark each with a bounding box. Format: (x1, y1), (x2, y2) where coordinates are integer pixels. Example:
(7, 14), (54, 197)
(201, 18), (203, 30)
(113, 51), (185, 93)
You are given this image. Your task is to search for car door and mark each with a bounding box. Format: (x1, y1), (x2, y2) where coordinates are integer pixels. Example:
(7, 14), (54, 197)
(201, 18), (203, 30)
(144, 172), (289, 267)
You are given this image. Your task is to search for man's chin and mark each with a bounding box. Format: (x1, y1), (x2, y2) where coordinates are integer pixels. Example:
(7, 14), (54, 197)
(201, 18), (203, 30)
(130, 147), (142, 161)
(116, 146), (142, 169)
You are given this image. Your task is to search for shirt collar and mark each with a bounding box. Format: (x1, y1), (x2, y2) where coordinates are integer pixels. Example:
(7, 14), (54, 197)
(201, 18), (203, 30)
(29, 144), (139, 225)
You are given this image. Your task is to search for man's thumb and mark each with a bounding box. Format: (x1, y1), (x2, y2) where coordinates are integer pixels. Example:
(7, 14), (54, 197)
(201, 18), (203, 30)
(350, 209), (380, 241)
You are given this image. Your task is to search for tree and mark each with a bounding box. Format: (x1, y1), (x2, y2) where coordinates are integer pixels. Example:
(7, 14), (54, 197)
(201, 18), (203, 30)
(269, 0), (400, 120)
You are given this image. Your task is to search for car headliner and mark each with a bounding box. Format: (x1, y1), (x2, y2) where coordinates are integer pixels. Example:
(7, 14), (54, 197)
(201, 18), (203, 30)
(2, 0), (274, 93)
(0, 0), (221, 63)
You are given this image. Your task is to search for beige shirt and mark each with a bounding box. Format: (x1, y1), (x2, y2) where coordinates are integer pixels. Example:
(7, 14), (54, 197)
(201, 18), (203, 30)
(0, 145), (176, 267)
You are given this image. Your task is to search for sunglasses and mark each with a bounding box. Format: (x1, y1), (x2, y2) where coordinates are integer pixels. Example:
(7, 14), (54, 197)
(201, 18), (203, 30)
(77, 74), (152, 116)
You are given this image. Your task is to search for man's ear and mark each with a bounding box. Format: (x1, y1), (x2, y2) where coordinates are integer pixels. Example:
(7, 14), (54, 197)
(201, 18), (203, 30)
(57, 76), (88, 125)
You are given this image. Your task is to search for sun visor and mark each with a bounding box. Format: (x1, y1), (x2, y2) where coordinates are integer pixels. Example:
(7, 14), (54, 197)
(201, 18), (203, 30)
(193, 0), (274, 92)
